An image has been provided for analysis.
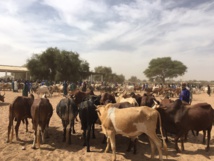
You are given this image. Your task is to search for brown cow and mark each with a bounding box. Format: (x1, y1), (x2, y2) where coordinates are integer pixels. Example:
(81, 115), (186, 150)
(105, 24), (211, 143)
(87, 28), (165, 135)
(96, 104), (167, 161)
(100, 92), (116, 105)
(31, 97), (53, 149)
(159, 97), (174, 108)
(71, 89), (95, 105)
(140, 93), (159, 107)
(156, 99), (213, 152)
(7, 94), (34, 143)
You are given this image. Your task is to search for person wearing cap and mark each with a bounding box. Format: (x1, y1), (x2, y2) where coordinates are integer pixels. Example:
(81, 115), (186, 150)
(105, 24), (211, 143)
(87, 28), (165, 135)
(179, 83), (191, 104)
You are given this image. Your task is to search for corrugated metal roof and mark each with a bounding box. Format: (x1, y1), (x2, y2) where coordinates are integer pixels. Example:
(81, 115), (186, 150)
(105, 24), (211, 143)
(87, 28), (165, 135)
(0, 65), (29, 72)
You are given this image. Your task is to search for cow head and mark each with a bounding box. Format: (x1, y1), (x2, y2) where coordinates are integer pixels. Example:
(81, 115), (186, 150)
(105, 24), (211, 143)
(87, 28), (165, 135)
(0, 92), (5, 102)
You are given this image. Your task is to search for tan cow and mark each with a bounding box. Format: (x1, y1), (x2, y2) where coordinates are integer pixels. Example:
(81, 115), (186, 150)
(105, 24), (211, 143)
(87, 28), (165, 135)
(31, 97), (53, 149)
(96, 104), (167, 161)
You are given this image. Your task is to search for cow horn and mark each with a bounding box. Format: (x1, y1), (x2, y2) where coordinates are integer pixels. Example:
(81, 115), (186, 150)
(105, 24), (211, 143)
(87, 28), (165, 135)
(3, 91), (5, 96)
(96, 108), (101, 115)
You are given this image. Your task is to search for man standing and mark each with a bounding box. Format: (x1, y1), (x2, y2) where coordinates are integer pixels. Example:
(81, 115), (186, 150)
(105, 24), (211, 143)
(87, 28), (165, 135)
(82, 81), (87, 92)
(14, 80), (18, 92)
(22, 81), (29, 96)
(207, 85), (211, 96)
(63, 81), (68, 96)
(179, 83), (191, 104)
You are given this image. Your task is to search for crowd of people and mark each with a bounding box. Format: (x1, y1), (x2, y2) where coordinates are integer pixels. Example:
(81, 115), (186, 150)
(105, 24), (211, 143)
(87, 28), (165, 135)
(0, 77), (212, 103)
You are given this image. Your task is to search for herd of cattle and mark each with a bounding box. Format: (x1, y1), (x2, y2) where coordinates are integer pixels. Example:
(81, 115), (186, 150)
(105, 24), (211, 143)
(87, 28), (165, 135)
(1, 84), (214, 161)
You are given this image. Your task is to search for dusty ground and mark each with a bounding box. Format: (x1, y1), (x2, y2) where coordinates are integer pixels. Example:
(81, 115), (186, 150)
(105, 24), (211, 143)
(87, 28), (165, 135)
(0, 90), (214, 161)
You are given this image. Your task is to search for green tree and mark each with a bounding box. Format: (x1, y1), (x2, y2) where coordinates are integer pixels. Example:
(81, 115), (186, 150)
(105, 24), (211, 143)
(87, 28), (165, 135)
(94, 66), (112, 82)
(112, 74), (125, 84)
(94, 66), (125, 83)
(128, 76), (140, 83)
(143, 57), (187, 84)
(26, 47), (90, 82)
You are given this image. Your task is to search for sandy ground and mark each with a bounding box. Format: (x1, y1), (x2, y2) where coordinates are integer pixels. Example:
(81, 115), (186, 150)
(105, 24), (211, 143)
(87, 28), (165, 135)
(0, 90), (214, 161)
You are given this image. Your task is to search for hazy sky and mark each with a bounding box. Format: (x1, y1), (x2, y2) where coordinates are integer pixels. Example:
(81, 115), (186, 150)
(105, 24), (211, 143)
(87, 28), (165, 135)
(0, 0), (213, 81)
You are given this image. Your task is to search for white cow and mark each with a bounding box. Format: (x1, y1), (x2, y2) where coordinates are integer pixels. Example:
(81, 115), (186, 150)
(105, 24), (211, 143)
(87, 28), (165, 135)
(36, 85), (51, 97)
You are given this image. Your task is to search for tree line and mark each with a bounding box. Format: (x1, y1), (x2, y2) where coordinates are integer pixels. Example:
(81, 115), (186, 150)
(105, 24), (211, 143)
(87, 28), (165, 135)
(26, 47), (126, 83)
(26, 47), (187, 84)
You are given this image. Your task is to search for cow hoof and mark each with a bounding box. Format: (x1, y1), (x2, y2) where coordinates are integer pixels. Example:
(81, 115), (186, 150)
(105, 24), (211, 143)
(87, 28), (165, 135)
(176, 149), (181, 153)
(205, 147), (209, 152)
(126, 149), (131, 152)
(87, 149), (90, 152)
(16, 138), (21, 141)
(31, 146), (36, 149)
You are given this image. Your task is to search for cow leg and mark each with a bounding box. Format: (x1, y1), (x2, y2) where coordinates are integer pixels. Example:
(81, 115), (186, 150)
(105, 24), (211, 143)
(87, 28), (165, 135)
(147, 132), (163, 161)
(164, 129), (169, 142)
(25, 118), (29, 132)
(86, 125), (91, 152)
(63, 128), (66, 142)
(180, 136), (185, 151)
(105, 136), (111, 153)
(148, 137), (156, 159)
(7, 120), (13, 143)
(126, 138), (137, 154)
(68, 127), (72, 144)
(62, 121), (66, 142)
(32, 125), (37, 149)
(184, 131), (189, 141)
(205, 128), (211, 151)
(41, 125), (46, 144)
(108, 132), (116, 161)
(202, 130), (206, 144)
(72, 121), (76, 134)
(133, 138), (137, 154)
(102, 135), (107, 144)
(127, 139), (133, 152)
(92, 123), (96, 139)
(45, 125), (50, 139)
(83, 130), (86, 146)
(37, 127), (41, 148)
(15, 119), (21, 141)
(174, 131), (183, 153)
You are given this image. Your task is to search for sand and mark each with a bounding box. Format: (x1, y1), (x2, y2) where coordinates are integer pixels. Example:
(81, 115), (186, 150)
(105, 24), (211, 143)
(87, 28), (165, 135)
(0, 91), (214, 161)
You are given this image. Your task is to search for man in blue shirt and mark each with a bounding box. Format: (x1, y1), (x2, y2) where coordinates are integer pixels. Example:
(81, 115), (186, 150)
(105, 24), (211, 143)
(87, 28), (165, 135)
(179, 83), (191, 104)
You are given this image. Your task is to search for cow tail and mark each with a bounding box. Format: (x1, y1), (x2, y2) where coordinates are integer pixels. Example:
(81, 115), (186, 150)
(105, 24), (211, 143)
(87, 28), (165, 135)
(157, 111), (168, 158)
